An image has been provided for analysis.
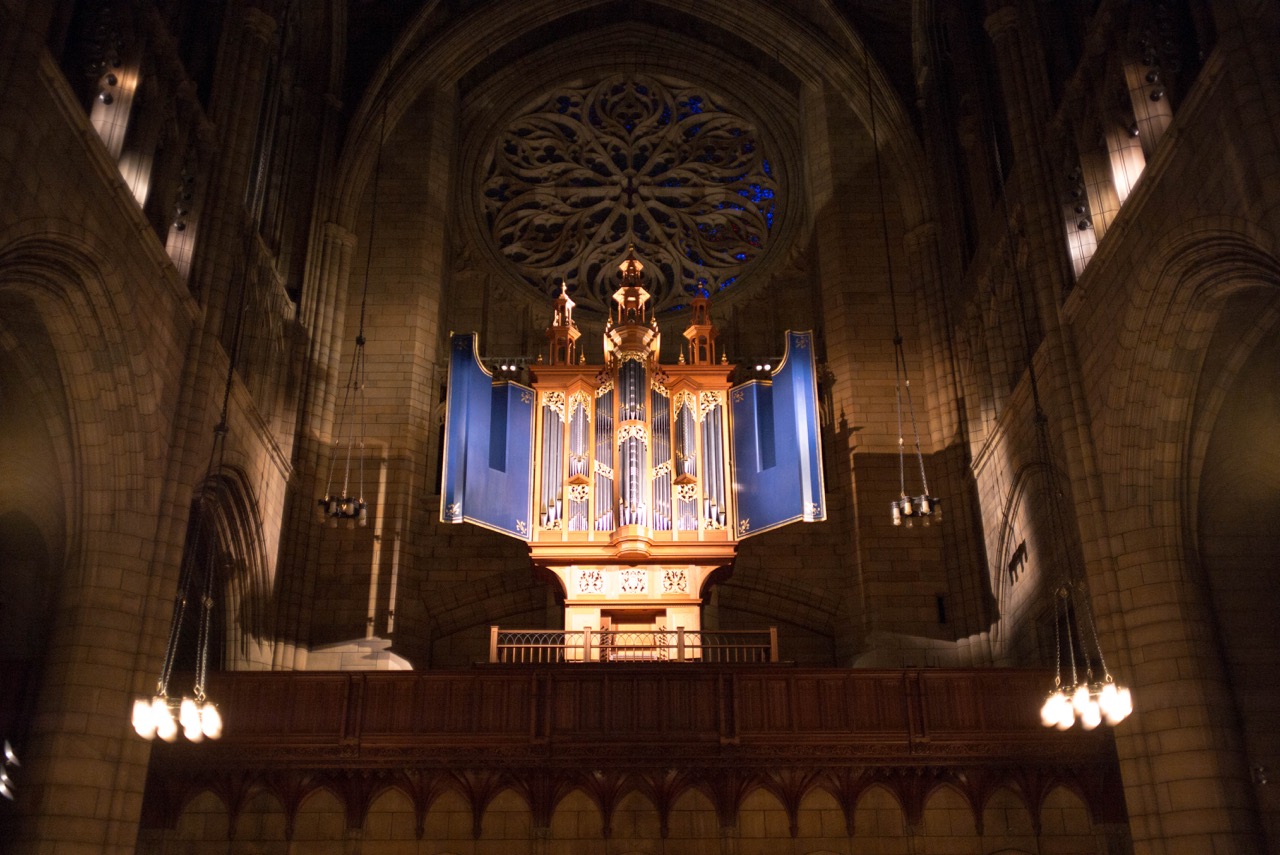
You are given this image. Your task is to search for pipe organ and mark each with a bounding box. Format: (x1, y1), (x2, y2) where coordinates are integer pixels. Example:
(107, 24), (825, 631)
(442, 250), (824, 645)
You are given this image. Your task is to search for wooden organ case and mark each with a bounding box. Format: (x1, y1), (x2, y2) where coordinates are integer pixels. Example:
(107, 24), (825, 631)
(442, 251), (825, 653)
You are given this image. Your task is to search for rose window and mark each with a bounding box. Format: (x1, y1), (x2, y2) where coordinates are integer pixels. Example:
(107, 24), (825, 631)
(481, 74), (780, 314)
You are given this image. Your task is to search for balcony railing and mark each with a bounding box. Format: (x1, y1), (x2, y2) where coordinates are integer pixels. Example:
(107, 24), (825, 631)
(488, 626), (778, 663)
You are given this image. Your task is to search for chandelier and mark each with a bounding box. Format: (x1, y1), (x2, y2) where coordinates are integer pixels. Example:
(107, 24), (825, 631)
(863, 49), (940, 527)
(131, 423), (227, 742)
(1040, 571), (1134, 729)
(319, 107), (386, 527)
(129, 503), (223, 741)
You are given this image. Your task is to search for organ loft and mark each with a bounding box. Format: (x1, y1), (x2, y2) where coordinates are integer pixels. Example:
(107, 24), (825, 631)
(442, 249), (824, 647)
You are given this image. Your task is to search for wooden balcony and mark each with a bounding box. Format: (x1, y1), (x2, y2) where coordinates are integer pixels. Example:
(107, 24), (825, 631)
(146, 665), (1120, 769)
(141, 666), (1126, 834)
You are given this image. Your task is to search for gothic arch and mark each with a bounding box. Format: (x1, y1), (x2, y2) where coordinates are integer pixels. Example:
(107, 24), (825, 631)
(329, 0), (931, 261)
(0, 221), (174, 589)
(1103, 218), (1280, 527)
(195, 468), (272, 654)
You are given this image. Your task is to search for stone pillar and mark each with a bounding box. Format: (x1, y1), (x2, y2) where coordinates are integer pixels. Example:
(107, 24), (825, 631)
(189, 5), (278, 340)
(799, 80), (872, 656)
(11, 309), (211, 855)
(274, 221), (355, 669)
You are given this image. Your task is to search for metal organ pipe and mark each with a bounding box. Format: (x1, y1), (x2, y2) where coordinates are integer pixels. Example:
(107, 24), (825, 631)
(702, 404), (726, 528)
(540, 406), (564, 528)
(594, 389), (614, 531)
(568, 400), (589, 530)
(651, 390), (672, 531)
(618, 360), (646, 526)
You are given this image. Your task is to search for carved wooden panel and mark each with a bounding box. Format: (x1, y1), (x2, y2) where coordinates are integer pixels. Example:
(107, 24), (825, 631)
(163, 666), (1113, 771)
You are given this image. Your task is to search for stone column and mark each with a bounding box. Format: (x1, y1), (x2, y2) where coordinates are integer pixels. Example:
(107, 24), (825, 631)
(274, 221), (355, 669)
(189, 5), (278, 341)
(799, 80), (872, 656)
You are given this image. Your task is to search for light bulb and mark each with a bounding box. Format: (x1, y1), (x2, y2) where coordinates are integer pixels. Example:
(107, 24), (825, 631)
(155, 705), (178, 742)
(179, 698), (200, 730)
(1099, 682), (1118, 716)
(1110, 687), (1133, 723)
(131, 698), (157, 739)
(1040, 695), (1059, 728)
(1081, 700), (1102, 730)
(201, 704), (223, 739)
(891, 502), (901, 526)
(1072, 684), (1090, 715)
(1054, 704), (1074, 729)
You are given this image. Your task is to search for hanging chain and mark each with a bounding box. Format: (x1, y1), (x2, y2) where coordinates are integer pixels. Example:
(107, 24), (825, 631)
(324, 104), (385, 514)
(865, 46), (932, 505)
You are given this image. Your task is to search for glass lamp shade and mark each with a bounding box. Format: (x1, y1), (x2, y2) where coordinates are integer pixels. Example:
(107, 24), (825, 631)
(1040, 693), (1062, 727)
(201, 703), (223, 739)
(153, 701), (178, 743)
(1071, 684), (1091, 715)
(1104, 686), (1134, 725)
(131, 698), (157, 740)
(1081, 699), (1103, 730)
(180, 698), (204, 742)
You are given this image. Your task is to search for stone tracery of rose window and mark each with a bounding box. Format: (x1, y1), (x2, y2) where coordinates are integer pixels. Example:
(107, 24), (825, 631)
(481, 74), (779, 314)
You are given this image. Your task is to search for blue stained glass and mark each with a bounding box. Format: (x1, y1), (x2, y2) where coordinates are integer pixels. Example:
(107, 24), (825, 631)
(763, 159), (773, 177)
(688, 96), (703, 114)
(739, 184), (775, 203)
(733, 253), (747, 261)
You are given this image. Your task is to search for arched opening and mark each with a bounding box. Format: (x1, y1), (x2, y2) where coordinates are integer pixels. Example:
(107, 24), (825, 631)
(0, 513), (56, 744)
(1197, 324), (1280, 844)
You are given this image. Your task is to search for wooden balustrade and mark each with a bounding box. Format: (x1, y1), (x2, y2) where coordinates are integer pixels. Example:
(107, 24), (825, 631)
(489, 626), (779, 663)
(150, 665), (1117, 771)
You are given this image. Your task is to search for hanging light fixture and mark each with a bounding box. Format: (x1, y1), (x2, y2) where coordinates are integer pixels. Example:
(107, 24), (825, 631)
(318, 106), (387, 528)
(1029, 398), (1131, 729)
(131, 345), (243, 742)
(129, 498), (223, 742)
(863, 47), (940, 527)
(986, 115), (1133, 730)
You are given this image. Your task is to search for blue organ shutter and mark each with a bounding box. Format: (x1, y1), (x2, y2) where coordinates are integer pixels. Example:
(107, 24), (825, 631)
(440, 333), (534, 540)
(729, 331), (825, 538)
